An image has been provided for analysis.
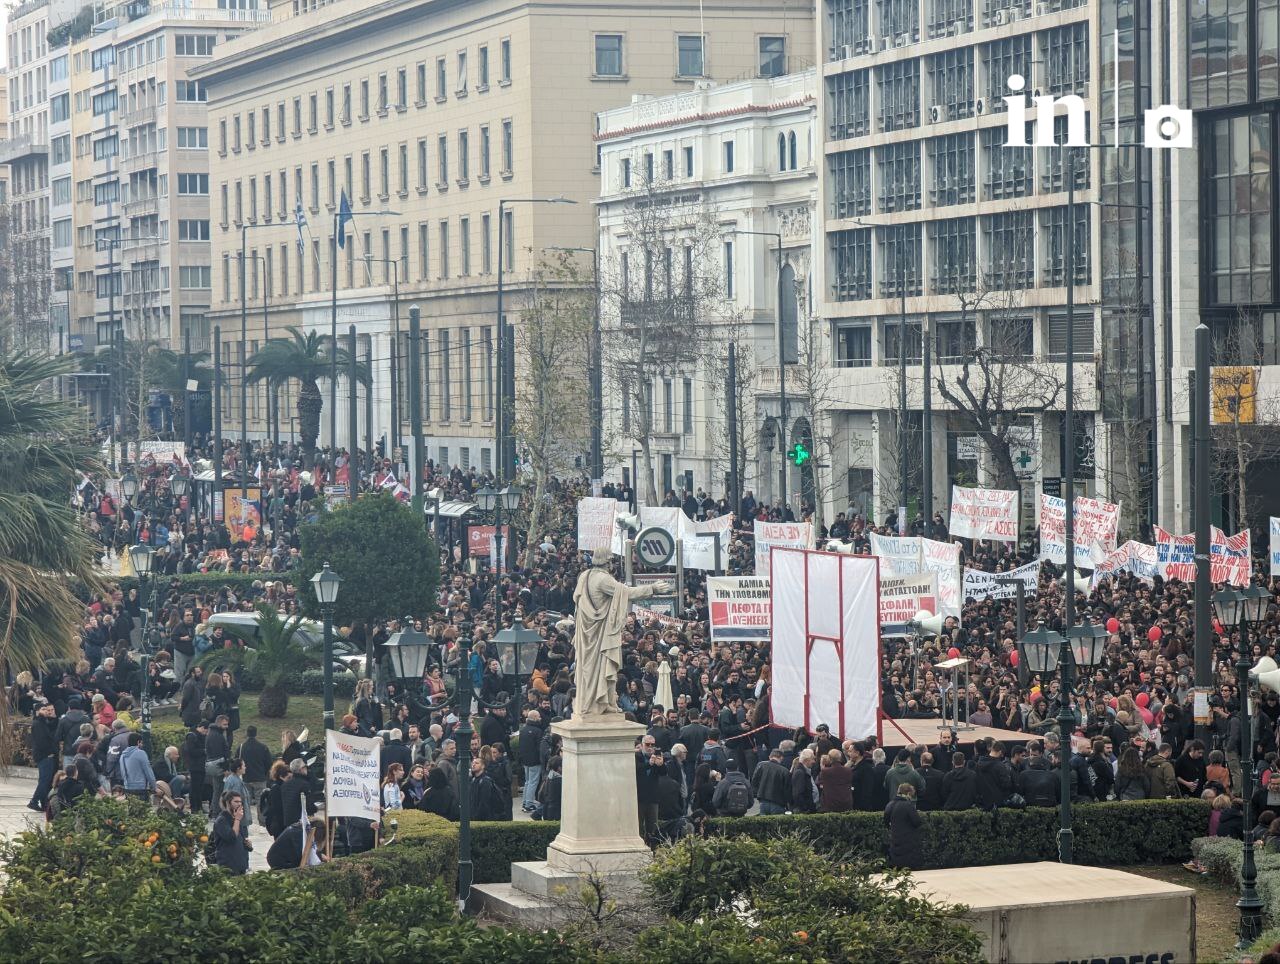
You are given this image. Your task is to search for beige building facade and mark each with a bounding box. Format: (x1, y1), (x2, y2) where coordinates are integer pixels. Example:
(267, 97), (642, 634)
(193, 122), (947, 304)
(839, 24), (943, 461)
(196, 0), (813, 470)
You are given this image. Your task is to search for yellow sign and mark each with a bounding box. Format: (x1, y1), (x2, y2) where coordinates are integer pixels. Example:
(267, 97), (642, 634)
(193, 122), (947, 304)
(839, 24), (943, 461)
(1211, 366), (1256, 424)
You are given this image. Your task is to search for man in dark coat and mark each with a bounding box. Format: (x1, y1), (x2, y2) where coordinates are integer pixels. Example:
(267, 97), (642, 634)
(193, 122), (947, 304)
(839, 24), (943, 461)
(517, 712), (545, 813)
(1018, 755), (1060, 807)
(942, 753), (979, 809)
(27, 702), (59, 811)
(848, 741), (878, 811)
(916, 750), (946, 811)
(884, 784), (924, 869)
(181, 721), (209, 813)
(281, 758), (318, 826)
(750, 748), (791, 814)
(975, 740), (1014, 809)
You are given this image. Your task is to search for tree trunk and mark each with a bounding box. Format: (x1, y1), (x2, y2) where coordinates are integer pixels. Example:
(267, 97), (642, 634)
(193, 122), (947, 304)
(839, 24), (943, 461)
(257, 684), (289, 719)
(298, 379), (322, 466)
(985, 437), (1020, 494)
(1235, 421), (1248, 530)
(523, 467), (547, 568)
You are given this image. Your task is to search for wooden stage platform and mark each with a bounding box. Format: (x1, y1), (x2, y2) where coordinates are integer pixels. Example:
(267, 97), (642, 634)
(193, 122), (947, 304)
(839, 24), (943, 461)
(879, 717), (1029, 749)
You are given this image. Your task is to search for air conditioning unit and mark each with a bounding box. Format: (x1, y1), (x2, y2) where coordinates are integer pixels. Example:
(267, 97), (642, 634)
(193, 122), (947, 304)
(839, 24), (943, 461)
(1036, 2), (1048, 13)
(895, 32), (909, 46)
(1079, 82), (1091, 97)
(841, 43), (854, 59)
(1008, 7), (1021, 21)
(993, 8), (1008, 25)
(975, 97), (986, 114)
(930, 105), (945, 123)
(882, 35), (894, 50)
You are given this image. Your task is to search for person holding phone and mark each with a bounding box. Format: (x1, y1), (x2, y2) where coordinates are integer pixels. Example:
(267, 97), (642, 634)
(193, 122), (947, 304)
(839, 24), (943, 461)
(211, 790), (252, 875)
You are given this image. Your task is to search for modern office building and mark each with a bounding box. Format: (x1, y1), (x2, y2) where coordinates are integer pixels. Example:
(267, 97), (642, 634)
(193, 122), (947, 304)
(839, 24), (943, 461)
(194, 0), (814, 471)
(597, 69), (817, 503)
(812, 0), (1196, 532)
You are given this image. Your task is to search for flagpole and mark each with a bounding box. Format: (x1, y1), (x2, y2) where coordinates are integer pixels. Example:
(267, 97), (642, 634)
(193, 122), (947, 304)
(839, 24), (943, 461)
(330, 203), (339, 467)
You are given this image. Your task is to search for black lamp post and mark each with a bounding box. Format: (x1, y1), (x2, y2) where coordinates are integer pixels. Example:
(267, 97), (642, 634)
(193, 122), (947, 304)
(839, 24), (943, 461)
(121, 469), (139, 505)
(127, 543), (155, 754)
(385, 621), (432, 695)
(311, 562), (342, 730)
(1020, 617), (1107, 863)
(170, 470), (189, 515)
(476, 484), (522, 633)
(1214, 584), (1271, 948)
(452, 631), (476, 913)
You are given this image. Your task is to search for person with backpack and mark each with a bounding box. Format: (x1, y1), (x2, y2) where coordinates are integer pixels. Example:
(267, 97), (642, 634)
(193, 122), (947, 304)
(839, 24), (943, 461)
(711, 760), (754, 816)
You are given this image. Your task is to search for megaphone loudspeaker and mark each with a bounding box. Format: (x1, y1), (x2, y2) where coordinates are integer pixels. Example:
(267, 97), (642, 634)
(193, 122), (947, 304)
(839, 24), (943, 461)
(1073, 571), (1092, 594)
(1257, 667), (1280, 695)
(1251, 656), (1278, 680)
(911, 610), (945, 636)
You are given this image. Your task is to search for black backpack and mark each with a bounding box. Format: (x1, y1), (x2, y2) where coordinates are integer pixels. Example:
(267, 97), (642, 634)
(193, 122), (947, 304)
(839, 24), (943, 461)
(722, 778), (751, 816)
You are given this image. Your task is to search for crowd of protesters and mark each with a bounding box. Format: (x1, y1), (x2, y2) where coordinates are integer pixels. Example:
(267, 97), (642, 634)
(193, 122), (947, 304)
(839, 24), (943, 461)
(21, 432), (1279, 874)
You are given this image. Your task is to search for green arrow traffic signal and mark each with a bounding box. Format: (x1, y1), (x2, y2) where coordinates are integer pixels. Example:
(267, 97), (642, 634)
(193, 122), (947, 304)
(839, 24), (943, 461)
(787, 442), (811, 466)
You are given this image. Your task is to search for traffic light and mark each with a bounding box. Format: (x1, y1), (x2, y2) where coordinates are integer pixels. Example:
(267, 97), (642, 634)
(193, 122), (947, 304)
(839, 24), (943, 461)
(787, 441), (811, 467)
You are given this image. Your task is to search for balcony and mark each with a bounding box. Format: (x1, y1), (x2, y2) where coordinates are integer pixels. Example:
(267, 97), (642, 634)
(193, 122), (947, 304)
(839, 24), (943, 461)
(0, 135), (49, 165)
(120, 104), (158, 127)
(122, 193), (161, 214)
(122, 148), (161, 171)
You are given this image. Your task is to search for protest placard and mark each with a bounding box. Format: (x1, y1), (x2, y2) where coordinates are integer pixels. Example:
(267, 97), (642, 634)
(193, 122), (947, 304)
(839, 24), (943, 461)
(879, 572), (938, 627)
(325, 731), (381, 821)
(1039, 494), (1121, 567)
(755, 520), (813, 574)
(963, 559), (1041, 600)
(949, 486), (1019, 542)
(707, 576), (771, 642)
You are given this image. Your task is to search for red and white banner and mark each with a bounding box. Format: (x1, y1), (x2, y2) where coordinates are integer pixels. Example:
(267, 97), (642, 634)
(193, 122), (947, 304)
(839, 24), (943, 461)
(468, 524), (512, 558)
(878, 572), (939, 627)
(921, 538), (962, 621)
(1154, 526), (1251, 586)
(949, 486), (1019, 542)
(770, 548), (881, 742)
(1039, 494), (1121, 568)
(707, 576), (771, 642)
(1090, 540), (1160, 587)
(754, 520), (813, 574)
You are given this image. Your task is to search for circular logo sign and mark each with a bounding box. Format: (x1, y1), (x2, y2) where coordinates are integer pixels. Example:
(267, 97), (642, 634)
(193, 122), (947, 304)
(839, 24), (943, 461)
(634, 526), (676, 568)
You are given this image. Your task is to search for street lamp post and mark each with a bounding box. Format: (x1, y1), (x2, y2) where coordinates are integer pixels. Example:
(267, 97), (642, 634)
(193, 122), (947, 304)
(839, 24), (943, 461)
(127, 543), (155, 754)
(452, 631), (476, 912)
(121, 469), (140, 505)
(1214, 584), (1271, 947)
(494, 197), (577, 483)
(170, 471), (190, 527)
(476, 484), (523, 632)
(311, 562), (342, 730)
(1020, 617), (1106, 863)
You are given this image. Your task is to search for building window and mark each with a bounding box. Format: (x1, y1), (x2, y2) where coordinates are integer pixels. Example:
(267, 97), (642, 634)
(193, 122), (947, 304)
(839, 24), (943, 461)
(175, 81), (204, 102)
(984, 35), (1031, 111)
(397, 67), (407, 109)
(1041, 23), (1090, 96)
(1189, 0), (1254, 107)
(927, 47), (974, 120)
(927, 0), (972, 38)
(683, 145), (694, 177)
(1041, 204), (1090, 286)
(504, 210), (514, 270)
(876, 141), (920, 212)
(437, 135), (449, 185)
(1039, 115), (1091, 194)
(828, 0), (873, 58)
(989, 316), (1034, 360)
(436, 57), (447, 99)
(1048, 310), (1094, 360)
(983, 210), (1035, 288)
(827, 69), (871, 139)
(379, 147), (389, 196)
(595, 34), (623, 76)
(342, 83), (351, 123)
(677, 34), (705, 78)
(398, 143), (408, 194)
(360, 79), (369, 119)
(723, 240), (734, 298)
(883, 319), (924, 365)
(682, 378), (693, 434)
(460, 216), (471, 275)
(457, 50), (468, 93)
(879, 223), (922, 297)
(981, 126), (1032, 200)
(929, 217), (976, 295)
(440, 330), (451, 420)
(500, 38), (512, 83)
(462, 327), (472, 419)
(416, 64), (426, 104)
(439, 220), (450, 278)
(479, 125), (491, 178)
(478, 45), (489, 87)
(501, 120), (513, 173)
(418, 222), (430, 279)
(877, 59), (919, 132)
(177, 173), (208, 195)
(927, 132), (975, 206)
(835, 323), (873, 365)
(622, 158), (632, 189)
(723, 140), (735, 173)
(759, 36), (785, 77)
(1205, 113), (1272, 304)
(458, 129), (469, 182)
(482, 214), (492, 273)
(829, 148), (871, 219)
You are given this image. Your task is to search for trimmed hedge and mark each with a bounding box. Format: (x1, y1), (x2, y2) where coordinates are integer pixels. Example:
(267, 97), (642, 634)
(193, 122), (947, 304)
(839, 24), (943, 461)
(456, 801), (1209, 885)
(73, 571), (267, 602)
(1194, 835), (1280, 921)
(709, 799), (1210, 869)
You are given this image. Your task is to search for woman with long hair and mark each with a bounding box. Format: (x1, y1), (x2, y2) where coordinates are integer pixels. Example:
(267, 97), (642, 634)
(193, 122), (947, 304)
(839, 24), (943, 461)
(281, 728), (304, 765)
(402, 763), (428, 807)
(381, 763), (405, 810)
(1114, 746), (1150, 800)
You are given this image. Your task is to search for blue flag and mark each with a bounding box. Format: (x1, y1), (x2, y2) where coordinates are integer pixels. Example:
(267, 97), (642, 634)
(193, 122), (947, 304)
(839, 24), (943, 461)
(336, 191), (353, 249)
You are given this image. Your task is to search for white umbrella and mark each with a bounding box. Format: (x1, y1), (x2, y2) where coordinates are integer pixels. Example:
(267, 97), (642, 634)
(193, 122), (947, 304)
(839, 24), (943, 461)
(655, 660), (674, 713)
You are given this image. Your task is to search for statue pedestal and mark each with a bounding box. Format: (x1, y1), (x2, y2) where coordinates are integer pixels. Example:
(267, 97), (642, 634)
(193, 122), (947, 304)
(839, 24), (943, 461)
(545, 716), (651, 874)
(469, 716), (650, 922)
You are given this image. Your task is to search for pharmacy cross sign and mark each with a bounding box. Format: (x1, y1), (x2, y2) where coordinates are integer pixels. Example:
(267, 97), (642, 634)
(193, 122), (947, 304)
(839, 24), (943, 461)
(1016, 450), (1033, 470)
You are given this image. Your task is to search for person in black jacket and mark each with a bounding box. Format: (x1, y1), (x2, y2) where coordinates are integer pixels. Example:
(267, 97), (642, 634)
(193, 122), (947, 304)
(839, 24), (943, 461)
(182, 721), (209, 814)
(55, 698), (91, 768)
(420, 767), (459, 820)
(27, 702), (59, 811)
(238, 725), (273, 820)
(848, 742), (878, 811)
(468, 757), (506, 820)
(1018, 755), (1060, 807)
(537, 756), (563, 821)
(917, 751), (946, 811)
(178, 666), (205, 729)
(1086, 739), (1115, 801)
(517, 712), (545, 813)
(975, 740), (1014, 809)
(479, 703), (510, 749)
(884, 783), (924, 869)
(942, 753), (979, 809)
(267, 818), (325, 869)
(750, 749), (791, 814)
(869, 747), (891, 810)
(263, 760), (289, 838)
(790, 749), (819, 814)
(636, 737), (666, 843)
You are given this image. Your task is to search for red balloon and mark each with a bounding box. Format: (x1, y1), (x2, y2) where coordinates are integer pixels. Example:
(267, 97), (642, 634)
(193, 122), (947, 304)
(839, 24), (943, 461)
(947, 647), (961, 659)
(1106, 617), (1120, 634)
(1107, 696), (1119, 709)
(1135, 692), (1150, 709)
(1147, 626), (1163, 643)
(1139, 707), (1154, 727)
(1009, 650), (1020, 667)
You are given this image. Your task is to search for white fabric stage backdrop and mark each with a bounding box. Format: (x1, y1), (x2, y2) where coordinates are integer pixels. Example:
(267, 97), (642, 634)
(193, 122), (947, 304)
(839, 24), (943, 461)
(770, 547), (881, 742)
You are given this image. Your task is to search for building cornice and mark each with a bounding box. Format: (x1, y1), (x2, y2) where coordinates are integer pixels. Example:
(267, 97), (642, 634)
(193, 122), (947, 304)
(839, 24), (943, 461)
(596, 94), (815, 142)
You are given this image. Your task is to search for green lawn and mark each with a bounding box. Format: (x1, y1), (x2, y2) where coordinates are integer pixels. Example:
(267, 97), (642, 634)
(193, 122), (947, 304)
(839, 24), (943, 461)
(152, 692), (329, 749)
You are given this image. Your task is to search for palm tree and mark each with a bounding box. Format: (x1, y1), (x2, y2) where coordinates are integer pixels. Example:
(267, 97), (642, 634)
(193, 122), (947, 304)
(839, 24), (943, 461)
(201, 603), (315, 718)
(246, 327), (368, 465)
(0, 352), (104, 715)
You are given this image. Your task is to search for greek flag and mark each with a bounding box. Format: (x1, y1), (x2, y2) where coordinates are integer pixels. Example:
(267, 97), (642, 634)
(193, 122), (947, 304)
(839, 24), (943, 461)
(336, 190), (354, 249)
